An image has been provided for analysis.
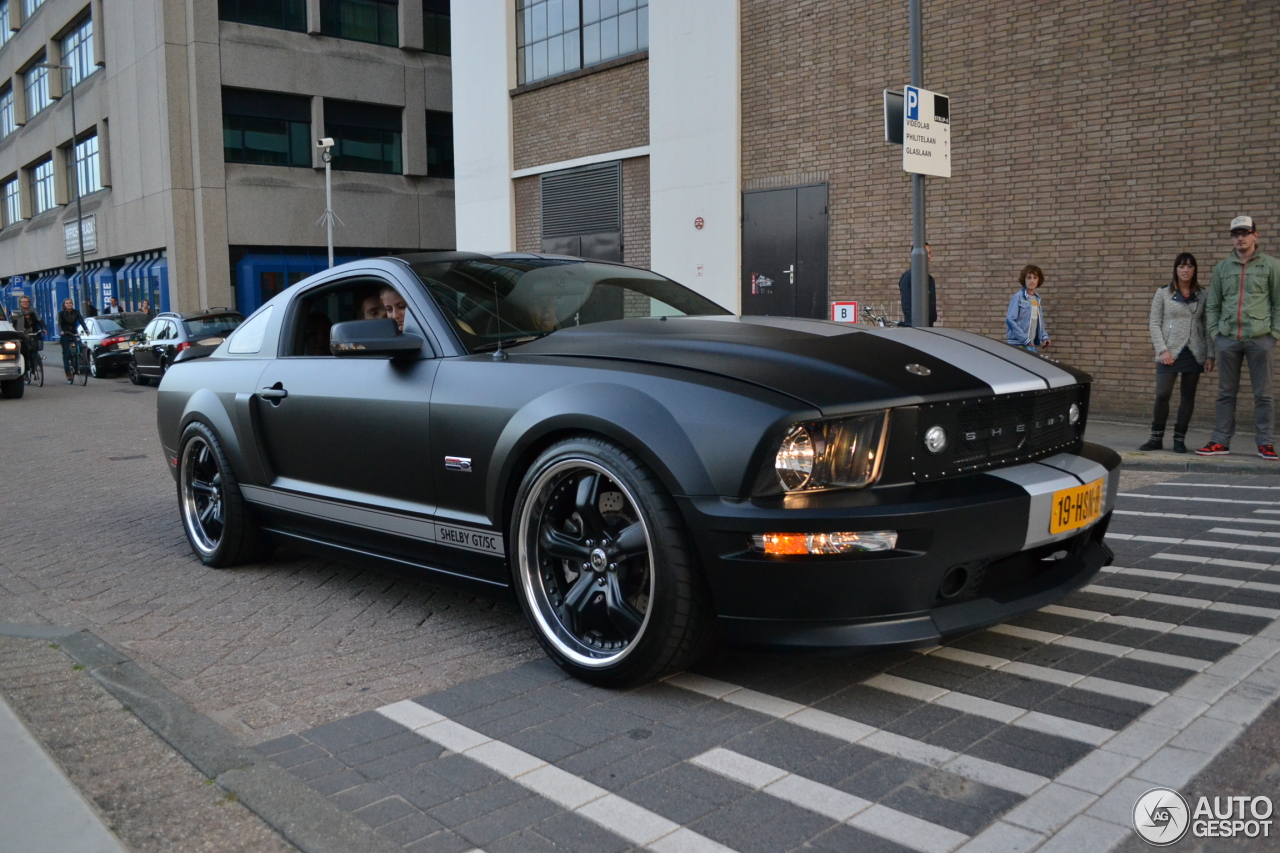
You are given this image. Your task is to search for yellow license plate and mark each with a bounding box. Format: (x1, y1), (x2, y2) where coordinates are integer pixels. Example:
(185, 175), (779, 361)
(1050, 478), (1104, 534)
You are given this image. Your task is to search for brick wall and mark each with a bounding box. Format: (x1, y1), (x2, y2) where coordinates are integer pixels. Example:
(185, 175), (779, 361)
(515, 176), (540, 252)
(622, 156), (650, 268)
(741, 0), (1280, 421)
(511, 57), (649, 170)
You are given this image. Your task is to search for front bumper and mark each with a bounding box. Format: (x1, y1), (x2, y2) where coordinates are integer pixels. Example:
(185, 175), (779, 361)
(680, 441), (1120, 651)
(0, 360), (21, 379)
(93, 348), (134, 370)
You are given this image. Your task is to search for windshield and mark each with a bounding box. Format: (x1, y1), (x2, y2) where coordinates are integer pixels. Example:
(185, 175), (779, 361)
(97, 314), (150, 334)
(184, 314), (244, 339)
(410, 257), (729, 353)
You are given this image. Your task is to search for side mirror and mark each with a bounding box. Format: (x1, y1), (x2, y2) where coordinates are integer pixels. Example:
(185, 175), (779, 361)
(330, 318), (424, 357)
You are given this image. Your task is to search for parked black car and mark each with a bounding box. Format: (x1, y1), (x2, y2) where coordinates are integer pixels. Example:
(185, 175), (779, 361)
(155, 253), (1119, 685)
(83, 313), (152, 377)
(129, 310), (243, 386)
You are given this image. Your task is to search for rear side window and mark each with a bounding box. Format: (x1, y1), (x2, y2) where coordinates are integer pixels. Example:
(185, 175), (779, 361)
(228, 306), (274, 354)
(185, 314), (244, 338)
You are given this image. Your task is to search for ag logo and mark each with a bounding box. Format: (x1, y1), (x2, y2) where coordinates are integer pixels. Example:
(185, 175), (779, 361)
(1134, 787), (1190, 845)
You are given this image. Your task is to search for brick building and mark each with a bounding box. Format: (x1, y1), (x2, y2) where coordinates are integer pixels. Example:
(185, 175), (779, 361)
(454, 0), (1279, 418)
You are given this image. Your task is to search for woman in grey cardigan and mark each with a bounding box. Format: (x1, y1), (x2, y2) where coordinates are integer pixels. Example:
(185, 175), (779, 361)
(1141, 253), (1214, 452)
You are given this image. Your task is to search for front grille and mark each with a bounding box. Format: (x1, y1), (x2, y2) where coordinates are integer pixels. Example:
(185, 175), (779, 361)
(913, 385), (1088, 481)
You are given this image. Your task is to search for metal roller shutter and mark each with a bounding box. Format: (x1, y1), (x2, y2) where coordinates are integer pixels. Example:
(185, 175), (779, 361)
(540, 162), (621, 238)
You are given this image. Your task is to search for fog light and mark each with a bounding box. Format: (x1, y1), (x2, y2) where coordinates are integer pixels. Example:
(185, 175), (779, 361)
(1068, 403), (1080, 425)
(924, 425), (947, 454)
(752, 531), (898, 555)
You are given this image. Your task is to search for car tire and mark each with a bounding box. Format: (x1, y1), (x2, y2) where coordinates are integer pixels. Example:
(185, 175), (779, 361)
(88, 355), (99, 378)
(511, 436), (712, 686)
(128, 361), (150, 386)
(177, 421), (264, 568)
(1, 378), (24, 399)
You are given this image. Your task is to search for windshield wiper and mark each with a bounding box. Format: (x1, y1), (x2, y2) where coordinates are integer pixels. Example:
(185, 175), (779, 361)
(472, 332), (553, 353)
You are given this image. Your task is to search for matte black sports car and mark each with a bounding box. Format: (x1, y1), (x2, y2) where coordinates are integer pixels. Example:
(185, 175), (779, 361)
(157, 252), (1120, 684)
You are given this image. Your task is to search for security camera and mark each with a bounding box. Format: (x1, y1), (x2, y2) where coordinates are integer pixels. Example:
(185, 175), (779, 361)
(316, 137), (334, 149)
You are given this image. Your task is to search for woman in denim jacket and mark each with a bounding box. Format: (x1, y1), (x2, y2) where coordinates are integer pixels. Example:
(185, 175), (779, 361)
(1140, 253), (1214, 452)
(1005, 265), (1051, 351)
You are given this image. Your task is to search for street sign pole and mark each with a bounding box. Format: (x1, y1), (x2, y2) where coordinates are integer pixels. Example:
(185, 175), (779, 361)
(909, 0), (928, 329)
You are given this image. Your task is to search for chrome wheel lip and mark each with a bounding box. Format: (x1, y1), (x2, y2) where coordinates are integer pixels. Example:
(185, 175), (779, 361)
(179, 436), (223, 557)
(517, 457), (655, 669)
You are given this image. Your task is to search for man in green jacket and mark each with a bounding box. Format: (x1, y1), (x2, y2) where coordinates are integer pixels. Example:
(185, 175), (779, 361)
(1198, 216), (1280, 459)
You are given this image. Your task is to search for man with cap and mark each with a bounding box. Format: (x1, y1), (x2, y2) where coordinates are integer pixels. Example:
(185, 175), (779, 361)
(1198, 216), (1280, 459)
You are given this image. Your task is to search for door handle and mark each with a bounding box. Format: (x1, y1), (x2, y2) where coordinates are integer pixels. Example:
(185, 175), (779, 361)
(785, 264), (795, 285)
(258, 386), (288, 401)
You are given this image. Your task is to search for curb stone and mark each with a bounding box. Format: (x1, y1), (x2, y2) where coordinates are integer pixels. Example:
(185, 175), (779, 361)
(0, 624), (401, 853)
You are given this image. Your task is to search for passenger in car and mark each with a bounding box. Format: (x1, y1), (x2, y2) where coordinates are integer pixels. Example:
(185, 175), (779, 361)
(357, 291), (387, 321)
(381, 286), (408, 332)
(302, 311), (332, 356)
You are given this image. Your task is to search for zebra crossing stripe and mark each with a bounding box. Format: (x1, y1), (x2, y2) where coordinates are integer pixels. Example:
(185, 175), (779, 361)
(1117, 492), (1280, 505)
(1039, 603), (1253, 644)
(1084, 583), (1280, 619)
(1113, 509), (1280, 525)
(1208, 526), (1280, 538)
(691, 747), (969, 853)
(664, 673), (1048, 796)
(1148, 482), (1280, 490)
(1149, 552), (1278, 571)
(1106, 531), (1280, 555)
(375, 700), (739, 853)
(986, 623), (1211, 672)
(1102, 565), (1280, 596)
(922, 646), (1168, 705)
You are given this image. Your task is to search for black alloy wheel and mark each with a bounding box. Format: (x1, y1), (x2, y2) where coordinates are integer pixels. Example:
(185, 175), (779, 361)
(88, 352), (100, 378)
(178, 422), (263, 567)
(512, 437), (711, 685)
(128, 360), (150, 386)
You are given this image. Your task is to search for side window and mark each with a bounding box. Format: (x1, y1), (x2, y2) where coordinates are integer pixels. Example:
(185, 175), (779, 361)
(287, 277), (422, 357)
(227, 306), (274, 355)
(141, 320), (159, 341)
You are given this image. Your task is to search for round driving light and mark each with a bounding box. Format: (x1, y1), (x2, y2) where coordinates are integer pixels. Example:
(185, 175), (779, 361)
(924, 425), (948, 454)
(1068, 403), (1080, 425)
(776, 426), (815, 490)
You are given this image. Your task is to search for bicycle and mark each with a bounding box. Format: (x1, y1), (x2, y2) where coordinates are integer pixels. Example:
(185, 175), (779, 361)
(21, 334), (43, 387)
(75, 336), (90, 385)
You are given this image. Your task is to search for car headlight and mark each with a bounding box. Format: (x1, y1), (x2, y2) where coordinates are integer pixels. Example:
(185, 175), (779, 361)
(1068, 403), (1080, 426)
(924, 425), (947, 454)
(769, 411), (889, 493)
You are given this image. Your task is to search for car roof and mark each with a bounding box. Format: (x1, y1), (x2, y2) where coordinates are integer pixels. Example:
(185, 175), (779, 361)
(157, 310), (244, 321)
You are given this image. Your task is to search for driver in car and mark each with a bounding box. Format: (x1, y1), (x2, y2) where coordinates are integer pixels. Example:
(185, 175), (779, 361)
(380, 286), (408, 333)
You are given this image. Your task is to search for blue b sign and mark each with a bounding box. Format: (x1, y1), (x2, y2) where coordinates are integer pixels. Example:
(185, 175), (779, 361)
(905, 86), (920, 121)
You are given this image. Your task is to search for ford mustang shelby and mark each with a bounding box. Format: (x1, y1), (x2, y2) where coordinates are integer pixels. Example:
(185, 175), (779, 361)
(157, 252), (1119, 684)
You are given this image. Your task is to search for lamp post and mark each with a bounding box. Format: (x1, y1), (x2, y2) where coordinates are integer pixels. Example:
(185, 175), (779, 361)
(38, 62), (87, 304)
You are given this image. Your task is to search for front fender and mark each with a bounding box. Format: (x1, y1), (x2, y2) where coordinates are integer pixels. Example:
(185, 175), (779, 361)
(486, 383), (715, 522)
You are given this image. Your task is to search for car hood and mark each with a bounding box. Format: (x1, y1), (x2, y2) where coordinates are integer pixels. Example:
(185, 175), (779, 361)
(516, 316), (1089, 412)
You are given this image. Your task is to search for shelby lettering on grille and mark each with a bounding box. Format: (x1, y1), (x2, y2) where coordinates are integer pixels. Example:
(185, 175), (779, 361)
(913, 385), (1088, 481)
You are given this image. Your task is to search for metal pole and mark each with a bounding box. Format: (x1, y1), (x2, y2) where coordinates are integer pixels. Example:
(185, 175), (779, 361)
(324, 156), (334, 269)
(908, 0), (929, 328)
(66, 66), (88, 306)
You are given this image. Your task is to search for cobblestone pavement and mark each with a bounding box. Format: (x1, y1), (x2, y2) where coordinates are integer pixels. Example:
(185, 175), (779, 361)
(3, 376), (1280, 852)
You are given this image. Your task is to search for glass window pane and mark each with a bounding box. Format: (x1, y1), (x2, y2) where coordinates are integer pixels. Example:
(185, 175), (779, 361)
(564, 0), (578, 31)
(583, 22), (599, 64)
(547, 34), (564, 76)
(547, 0), (561, 36)
(532, 39), (547, 80)
(638, 5), (647, 49)
(600, 14), (617, 59)
(532, 1), (546, 40)
(516, 46), (526, 84)
(619, 0), (635, 10)
(516, 8), (526, 46)
(618, 9), (636, 54)
(583, 0), (599, 24)
(564, 31), (580, 72)
(601, 0), (617, 18)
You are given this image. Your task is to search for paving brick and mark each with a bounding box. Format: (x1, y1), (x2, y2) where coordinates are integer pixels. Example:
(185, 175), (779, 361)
(528, 810), (636, 853)
(618, 763), (750, 825)
(355, 795), (419, 828)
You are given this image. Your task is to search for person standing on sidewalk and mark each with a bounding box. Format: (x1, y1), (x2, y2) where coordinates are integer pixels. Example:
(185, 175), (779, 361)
(1005, 265), (1051, 351)
(1141, 254), (1214, 453)
(57, 298), (89, 384)
(1197, 216), (1280, 459)
(897, 243), (937, 326)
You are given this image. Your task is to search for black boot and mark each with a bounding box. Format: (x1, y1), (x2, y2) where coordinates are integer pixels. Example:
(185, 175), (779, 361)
(1172, 431), (1187, 454)
(1139, 429), (1164, 451)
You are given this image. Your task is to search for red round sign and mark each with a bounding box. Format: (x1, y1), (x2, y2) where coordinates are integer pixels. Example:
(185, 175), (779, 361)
(694, 217), (705, 230)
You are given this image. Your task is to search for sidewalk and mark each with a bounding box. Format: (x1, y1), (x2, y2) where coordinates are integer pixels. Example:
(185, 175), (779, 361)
(0, 691), (128, 853)
(1087, 418), (1280, 473)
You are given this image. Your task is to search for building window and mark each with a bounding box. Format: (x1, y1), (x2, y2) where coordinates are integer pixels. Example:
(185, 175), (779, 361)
(31, 158), (55, 214)
(320, 0), (398, 47)
(67, 134), (101, 198)
(24, 64), (51, 118)
(2, 176), (19, 228)
(0, 87), (14, 139)
(223, 88), (312, 167)
(324, 99), (401, 174)
(62, 17), (95, 88)
(0, 3), (11, 49)
(21, 0), (42, 20)
(218, 0), (306, 31)
(425, 110), (453, 178)
(516, 0), (647, 86)
(423, 0), (449, 55)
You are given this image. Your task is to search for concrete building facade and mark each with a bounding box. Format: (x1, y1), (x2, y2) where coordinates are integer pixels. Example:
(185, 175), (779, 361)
(0, 0), (455, 327)
(454, 0), (1280, 417)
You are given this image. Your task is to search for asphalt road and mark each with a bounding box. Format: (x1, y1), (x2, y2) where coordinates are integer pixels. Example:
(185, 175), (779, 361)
(2, 373), (1278, 853)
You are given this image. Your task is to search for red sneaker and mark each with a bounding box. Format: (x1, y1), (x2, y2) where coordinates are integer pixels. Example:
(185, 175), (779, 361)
(1259, 445), (1279, 460)
(1195, 442), (1230, 456)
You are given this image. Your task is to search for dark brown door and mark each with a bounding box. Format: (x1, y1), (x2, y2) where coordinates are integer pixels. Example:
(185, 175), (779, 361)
(741, 185), (828, 319)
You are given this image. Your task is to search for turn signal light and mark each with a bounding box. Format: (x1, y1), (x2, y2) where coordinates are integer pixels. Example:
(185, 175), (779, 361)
(752, 531), (898, 555)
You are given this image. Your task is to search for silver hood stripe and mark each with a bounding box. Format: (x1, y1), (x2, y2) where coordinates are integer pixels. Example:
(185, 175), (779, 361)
(920, 327), (1078, 389)
(864, 327), (1048, 395)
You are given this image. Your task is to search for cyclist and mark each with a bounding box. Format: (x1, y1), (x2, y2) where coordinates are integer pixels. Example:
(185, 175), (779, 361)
(57, 298), (90, 384)
(11, 296), (45, 380)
